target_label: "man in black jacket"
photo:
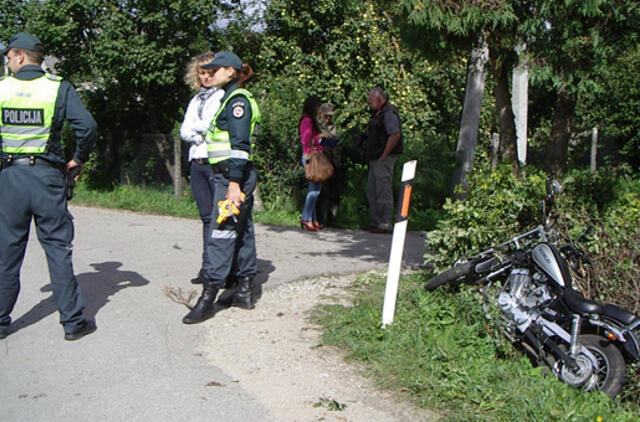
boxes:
[364,87,402,234]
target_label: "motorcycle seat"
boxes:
[563,289,638,325]
[562,289,603,314]
[602,304,638,325]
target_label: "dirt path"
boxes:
[202,274,440,421]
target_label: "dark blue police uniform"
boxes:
[0,36,97,341]
[205,81,258,284]
[182,51,261,324]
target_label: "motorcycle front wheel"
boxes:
[560,334,626,399]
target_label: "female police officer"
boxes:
[182,51,260,324]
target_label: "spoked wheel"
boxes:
[559,334,626,399]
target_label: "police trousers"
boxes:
[204,165,257,287]
[0,164,85,332]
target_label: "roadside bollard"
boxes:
[381,160,417,328]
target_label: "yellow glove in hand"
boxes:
[216,193,246,224]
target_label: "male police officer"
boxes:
[0,32,97,341]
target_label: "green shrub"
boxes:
[425,166,547,272]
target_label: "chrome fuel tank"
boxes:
[532,243,567,287]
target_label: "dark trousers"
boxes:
[204,166,257,287]
[189,161,216,272]
[315,147,342,226]
[0,165,85,332]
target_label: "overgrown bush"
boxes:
[426,167,640,310]
[554,170,640,314]
[425,165,547,272]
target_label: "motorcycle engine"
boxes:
[497,268,553,334]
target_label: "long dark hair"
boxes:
[236,63,254,88]
[299,95,321,133]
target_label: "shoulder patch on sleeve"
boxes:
[232,104,245,119]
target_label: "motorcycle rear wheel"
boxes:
[424,260,475,291]
[561,334,626,399]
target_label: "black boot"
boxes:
[216,277,237,307]
[182,285,219,324]
[231,276,256,309]
[190,269,206,284]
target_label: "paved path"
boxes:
[0,206,427,421]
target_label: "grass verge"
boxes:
[72,182,300,226]
[311,271,640,421]
[71,181,439,230]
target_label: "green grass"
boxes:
[71,181,438,230]
[72,181,201,218]
[311,272,640,421]
[72,181,301,226]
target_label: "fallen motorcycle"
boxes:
[424,180,640,398]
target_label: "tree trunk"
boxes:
[512,55,529,166]
[173,134,183,200]
[451,33,489,200]
[148,133,175,179]
[544,88,576,176]
[494,59,518,169]
[146,133,188,188]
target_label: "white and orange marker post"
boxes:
[381,160,417,328]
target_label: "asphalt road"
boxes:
[0,205,427,421]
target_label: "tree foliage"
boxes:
[396,0,640,176]
[2,0,229,187]
[237,0,465,216]
[1,0,638,220]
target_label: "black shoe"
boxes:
[0,325,9,340]
[64,320,97,341]
[231,277,256,310]
[191,269,206,284]
[182,286,219,324]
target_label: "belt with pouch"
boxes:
[191,158,229,175]
[211,161,253,175]
[210,161,230,175]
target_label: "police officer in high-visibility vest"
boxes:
[183,51,261,324]
[0,33,97,341]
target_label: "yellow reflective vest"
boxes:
[205,88,260,164]
[0,73,61,154]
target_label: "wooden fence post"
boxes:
[590,127,598,175]
[173,135,182,200]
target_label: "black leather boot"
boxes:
[216,277,237,307]
[231,276,256,309]
[190,269,206,284]
[182,285,219,324]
